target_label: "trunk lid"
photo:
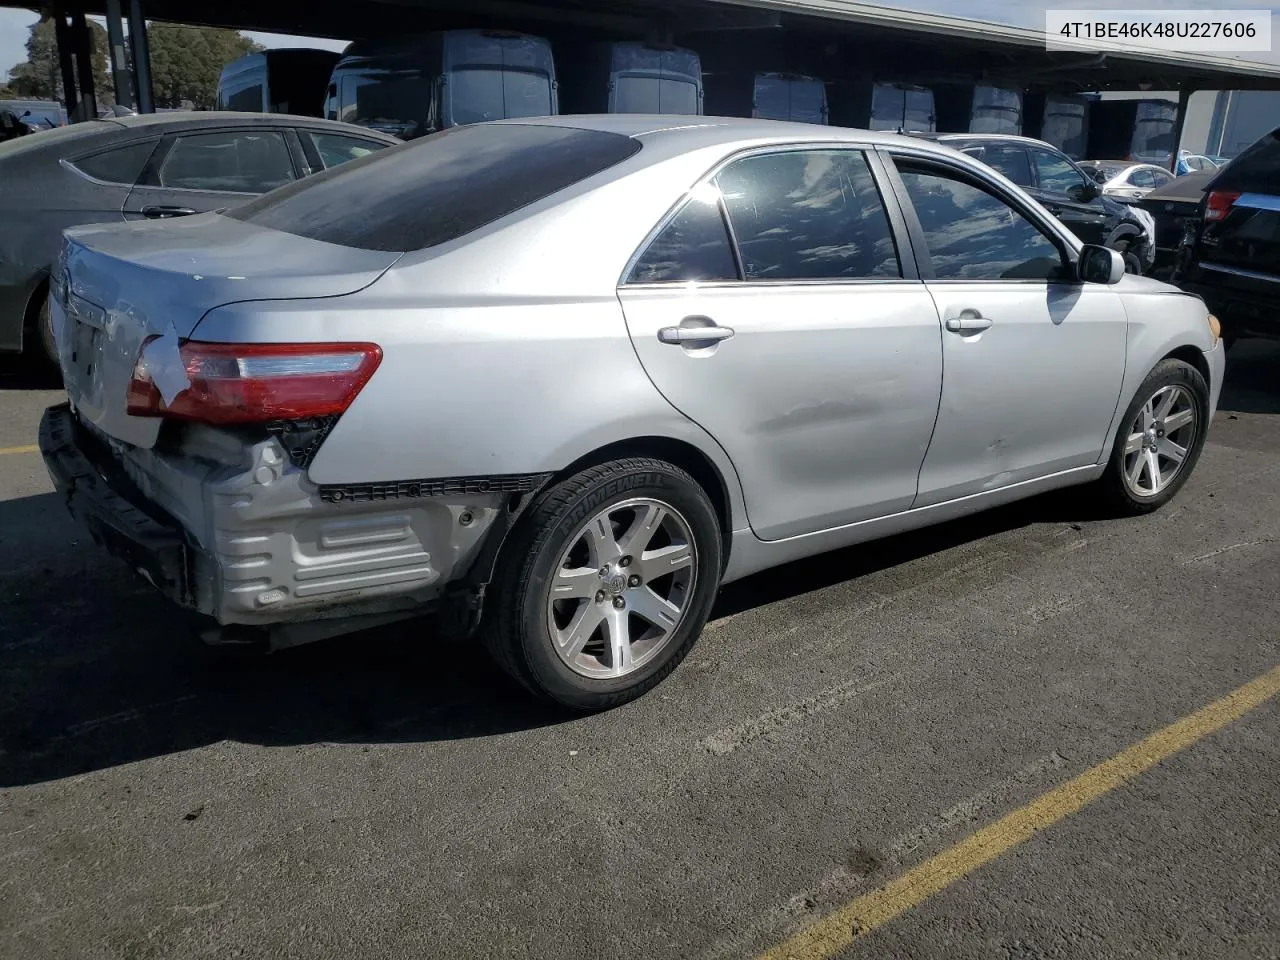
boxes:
[1197,128,1280,278]
[53,213,401,449]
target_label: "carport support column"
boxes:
[105,0,135,111]
[1169,87,1192,173]
[128,0,154,113]
[69,10,97,121]
[51,1,79,120]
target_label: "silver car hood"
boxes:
[55,213,401,449]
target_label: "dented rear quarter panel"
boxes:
[191,137,753,535]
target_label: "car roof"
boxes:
[922,132,1059,150]
[501,113,955,151]
[100,111,398,140]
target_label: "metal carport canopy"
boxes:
[7,0,1280,90]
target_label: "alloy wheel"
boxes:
[545,498,697,679]
[1122,384,1198,498]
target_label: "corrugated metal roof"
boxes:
[712,0,1280,82]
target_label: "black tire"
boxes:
[482,457,722,711]
[1122,251,1143,275]
[1098,358,1209,516]
[33,291,62,378]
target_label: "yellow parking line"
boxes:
[0,444,38,456]
[759,665,1280,960]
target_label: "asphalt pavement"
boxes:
[0,342,1277,960]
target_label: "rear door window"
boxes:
[1130,168,1156,190]
[69,139,158,184]
[715,149,901,281]
[1030,148,1088,195]
[965,144,1032,186]
[448,69,552,125]
[627,194,738,283]
[158,130,295,194]
[225,123,642,252]
[614,77,699,115]
[306,131,391,169]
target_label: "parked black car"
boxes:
[0,111,397,367]
[1174,127,1280,344]
[914,133,1155,273]
[1137,168,1217,277]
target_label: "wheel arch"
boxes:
[1161,344,1212,388]
[554,435,736,575]
[1105,222,1142,249]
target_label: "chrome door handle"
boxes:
[657,324,735,344]
[945,315,993,334]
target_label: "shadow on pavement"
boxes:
[2,340,1276,786]
[0,354,60,391]
[1218,339,1280,415]
[0,484,1112,788]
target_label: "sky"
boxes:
[2,0,1277,81]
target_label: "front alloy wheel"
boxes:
[1120,384,1198,498]
[1100,358,1209,515]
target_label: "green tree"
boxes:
[5,17,114,105]
[146,24,262,109]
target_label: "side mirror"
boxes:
[1078,244,1125,285]
[1069,181,1100,202]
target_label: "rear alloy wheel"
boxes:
[483,457,722,710]
[1099,358,1208,514]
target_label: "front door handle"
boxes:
[657,322,735,345]
[945,314,993,335]
[141,205,197,219]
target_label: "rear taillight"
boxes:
[1204,190,1241,222]
[127,340,382,424]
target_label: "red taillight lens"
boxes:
[1204,190,1241,222]
[127,341,383,424]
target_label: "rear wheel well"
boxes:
[555,437,734,573]
[1162,345,1211,387]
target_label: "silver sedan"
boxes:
[40,116,1225,709]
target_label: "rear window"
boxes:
[1211,128,1280,194]
[225,123,642,252]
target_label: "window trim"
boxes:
[139,127,305,195]
[620,141,919,289]
[881,147,1081,285]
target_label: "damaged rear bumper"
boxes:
[40,402,192,604]
[39,403,538,635]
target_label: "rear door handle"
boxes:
[945,315,993,334]
[141,205,197,219]
[657,323,735,345]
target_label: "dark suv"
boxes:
[913,133,1155,273]
[1174,127,1279,344]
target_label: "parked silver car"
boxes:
[40,116,1224,709]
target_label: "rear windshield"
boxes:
[225,122,641,252]
[1210,128,1279,194]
